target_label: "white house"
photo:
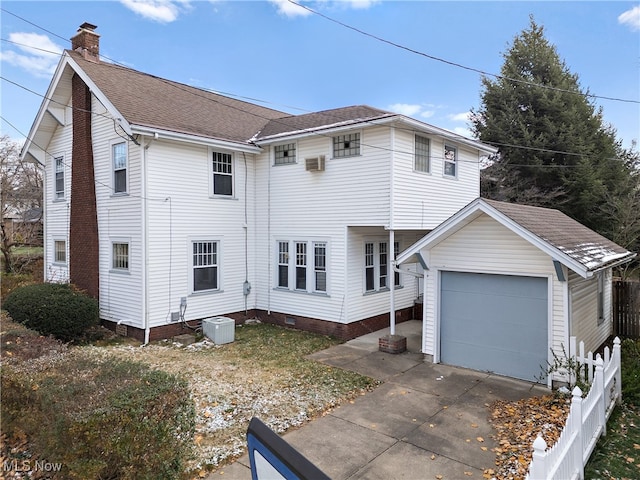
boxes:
[22,23,497,343]
[396,198,635,384]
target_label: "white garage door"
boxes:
[440,271,548,382]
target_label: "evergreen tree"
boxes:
[472,16,636,238]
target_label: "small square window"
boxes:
[274,143,296,165]
[112,242,129,270]
[333,133,360,158]
[193,241,219,291]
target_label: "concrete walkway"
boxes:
[210,320,548,479]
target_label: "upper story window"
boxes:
[415,135,430,173]
[274,143,296,165]
[112,242,129,271]
[54,156,65,199]
[192,240,219,292]
[212,151,233,196]
[112,142,127,194]
[333,133,360,158]
[444,144,457,177]
[276,240,328,294]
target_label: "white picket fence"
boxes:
[525,337,622,480]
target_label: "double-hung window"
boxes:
[276,240,327,294]
[444,144,457,177]
[54,156,65,199]
[192,241,219,292]
[113,142,127,194]
[212,151,233,196]
[415,135,430,173]
[364,241,401,293]
[333,133,360,158]
[54,240,66,264]
[112,242,129,271]
[274,143,296,165]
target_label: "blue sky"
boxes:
[1,1,639,150]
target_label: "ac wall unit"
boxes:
[305,155,325,172]
[202,317,235,344]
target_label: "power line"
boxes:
[287,0,640,106]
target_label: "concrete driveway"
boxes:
[211,321,548,479]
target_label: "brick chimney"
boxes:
[71,22,100,62]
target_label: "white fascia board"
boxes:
[254,115,396,145]
[132,126,262,153]
[20,53,70,163]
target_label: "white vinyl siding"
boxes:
[391,129,481,230]
[569,270,612,354]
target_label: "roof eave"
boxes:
[132,125,262,153]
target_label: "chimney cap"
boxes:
[78,22,98,31]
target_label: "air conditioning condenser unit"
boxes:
[202,317,235,344]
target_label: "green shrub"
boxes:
[621,338,640,404]
[2,283,98,342]
[1,353,195,479]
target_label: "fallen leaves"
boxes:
[489,394,570,480]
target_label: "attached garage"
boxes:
[396,198,635,386]
[440,271,547,382]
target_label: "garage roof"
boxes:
[397,198,636,278]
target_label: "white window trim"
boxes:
[53,154,65,201]
[209,148,235,198]
[274,239,329,295]
[110,238,131,273]
[189,238,223,295]
[414,134,431,174]
[443,143,458,178]
[53,238,67,265]
[273,142,298,166]
[363,238,402,294]
[597,271,605,325]
[111,139,129,196]
[332,130,362,159]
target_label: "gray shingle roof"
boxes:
[484,199,634,271]
[69,51,288,144]
[254,105,395,140]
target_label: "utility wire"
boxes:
[287,0,640,105]
[1,11,634,166]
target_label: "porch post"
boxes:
[390,229,396,335]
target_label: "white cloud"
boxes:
[618,5,640,31]
[420,110,435,119]
[119,0,191,23]
[387,103,423,116]
[0,32,63,78]
[449,111,471,122]
[452,126,474,139]
[269,0,312,18]
[341,0,380,9]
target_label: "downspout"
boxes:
[267,148,271,314]
[142,133,157,345]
